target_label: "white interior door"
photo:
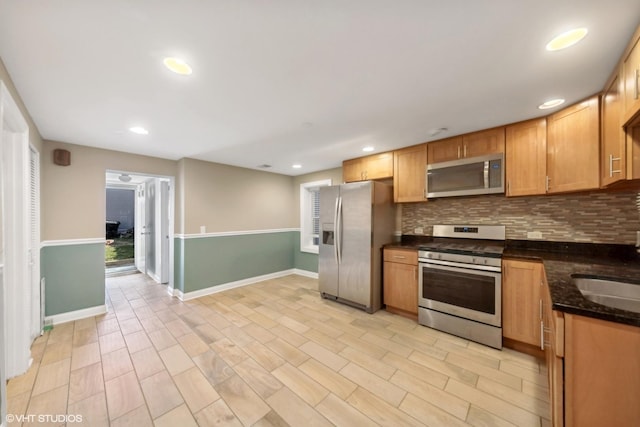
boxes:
[0,81,33,380]
[135,184,146,274]
[0,134,5,427]
[145,179,157,280]
[159,180,170,284]
[29,147,41,339]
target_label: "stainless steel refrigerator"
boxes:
[319,181,396,313]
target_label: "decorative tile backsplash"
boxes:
[401,191,640,244]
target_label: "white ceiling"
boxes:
[1,1,638,176]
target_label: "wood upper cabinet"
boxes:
[601,67,626,187]
[622,27,640,124]
[383,248,418,320]
[343,152,393,182]
[462,127,505,158]
[427,128,505,164]
[393,144,427,202]
[505,119,547,196]
[502,259,543,347]
[427,136,463,163]
[546,96,600,193]
[626,121,640,180]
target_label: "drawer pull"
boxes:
[393,255,406,259]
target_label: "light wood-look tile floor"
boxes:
[7,273,550,426]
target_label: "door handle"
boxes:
[333,196,339,264]
[336,196,343,264]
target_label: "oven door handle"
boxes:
[419,258,501,273]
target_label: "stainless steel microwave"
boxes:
[426,153,504,198]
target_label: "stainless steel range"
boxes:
[418,224,505,349]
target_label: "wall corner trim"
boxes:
[177,269,316,301]
[44,304,107,326]
[175,228,300,240]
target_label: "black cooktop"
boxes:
[419,238,505,258]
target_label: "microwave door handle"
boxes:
[483,161,490,189]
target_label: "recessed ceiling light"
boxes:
[292,164,302,169]
[546,28,588,51]
[163,57,193,75]
[538,99,565,110]
[362,146,375,152]
[129,126,149,135]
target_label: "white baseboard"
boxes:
[292,268,318,279]
[178,269,318,301]
[44,304,107,326]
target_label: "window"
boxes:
[300,179,331,254]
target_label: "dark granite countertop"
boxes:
[387,236,640,327]
[504,240,640,328]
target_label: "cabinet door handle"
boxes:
[539,299,543,320]
[635,69,639,100]
[609,154,622,177]
[463,145,467,157]
[540,321,545,350]
[457,146,461,159]
[545,176,550,192]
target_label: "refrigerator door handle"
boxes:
[333,196,340,263]
[336,196,343,264]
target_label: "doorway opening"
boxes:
[105,171,174,290]
[105,187,135,273]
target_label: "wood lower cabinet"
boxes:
[542,274,564,427]
[343,152,394,182]
[502,259,543,347]
[541,268,640,427]
[505,119,547,196]
[393,144,427,202]
[547,96,600,193]
[564,314,640,427]
[383,248,418,320]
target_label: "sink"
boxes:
[572,276,640,314]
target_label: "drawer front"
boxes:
[384,249,418,265]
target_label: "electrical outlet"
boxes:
[527,231,542,239]
[414,227,424,235]
[200,225,206,234]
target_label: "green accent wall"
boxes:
[41,243,105,316]
[40,231,317,317]
[293,231,318,273]
[178,231,297,293]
